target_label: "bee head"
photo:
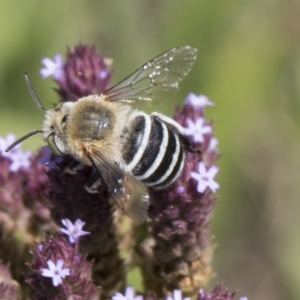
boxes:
[42,102,74,156]
[5,74,70,155]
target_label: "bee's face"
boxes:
[42,102,74,155]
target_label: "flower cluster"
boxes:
[0,133,55,290]
[27,231,101,299]
[0,134,31,172]
[39,45,124,298]
[0,44,247,300]
[135,93,219,296]
[41,44,112,101]
[60,218,90,243]
[112,287,247,300]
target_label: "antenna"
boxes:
[5,74,46,152]
[24,73,46,112]
[5,130,44,152]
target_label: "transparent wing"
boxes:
[102,46,198,102]
[85,146,149,223]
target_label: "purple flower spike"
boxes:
[46,155,125,297]
[41,259,70,286]
[137,93,219,296]
[60,218,90,243]
[53,44,113,101]
[27,234,101,299]
[39,44,122,298]
[0,134,55,291]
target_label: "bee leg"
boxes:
[64,160,84,174]
[85,171,102,194]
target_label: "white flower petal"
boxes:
[207,137,218,152]
[198,162,206,175]
[207,165,219,178]
[185,93,214,108]
[125,286,135,300]
[60,268,70,277]
[60,228,70,235]
[209,181,219,193]
[112,292,126,300]
[41,268,54,277]
[173,290,182,300]
[56,259,64,270]
[41,259,70,287]
[46,259,56,271]
[40,54,64,79]
[60,218,90,244]
[191,163,219,193]
[112,287,143,300]
[52,275,62,287]
[197,180,207,193]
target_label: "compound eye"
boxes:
[61,115,68,127]
[47,134,64,156]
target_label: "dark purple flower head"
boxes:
[38,44,124,297]
[27,234,101,300]
[44,155,125,297]
[41,44,113,102]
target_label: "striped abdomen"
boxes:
[122,113,185,189]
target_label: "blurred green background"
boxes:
[1,1,300,299]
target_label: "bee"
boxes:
[6,46,197,222]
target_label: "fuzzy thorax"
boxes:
[43,96,132,165]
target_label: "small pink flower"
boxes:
[40,54,64,80]
[41,259,70,286]
[60,218,90,243]
[0,133,31,172]
[184,118,212,143]
[166,290,190,300]
[112,286,143,300]
[191,162,219,193]
[185,93,214,108]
